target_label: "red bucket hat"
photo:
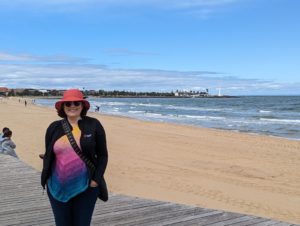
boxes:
[55,89,90,111]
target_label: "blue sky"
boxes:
[0,0,299,95]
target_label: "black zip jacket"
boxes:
[41,116,108,189]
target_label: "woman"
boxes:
[1,129,18,158]
[41,89,108,226]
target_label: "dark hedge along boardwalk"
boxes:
[0,154,298,226]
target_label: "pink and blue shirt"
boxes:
[47,124,89,202]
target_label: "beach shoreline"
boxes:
[1,97,300,224]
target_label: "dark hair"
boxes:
[2,127,9,133]
[3,130,12,138]
[57,102,88,118]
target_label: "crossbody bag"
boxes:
[61,119,108,202]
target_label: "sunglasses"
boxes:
[64,101,82,107]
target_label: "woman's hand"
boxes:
[90,180,98,187]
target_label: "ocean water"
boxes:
[36,96,300,140]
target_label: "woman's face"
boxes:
[63,101,83,119]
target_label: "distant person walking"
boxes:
[41,89,108,226]
[0,129,18,158]
[24,100,27,107]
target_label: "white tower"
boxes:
[217,88,222,96]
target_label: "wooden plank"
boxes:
[115,209,218,226]
[156,211,226,226]
[248,221,291,226]
[164,212,240,226]
[203,215,257,226]
[227,218,280,226]
[272,223,293,226]
[92,203,183,224]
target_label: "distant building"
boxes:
[38,89,48,95]
[174,89,209,97]
[0,87,9,96]
[12,88,25,95]
[87,90,97,95]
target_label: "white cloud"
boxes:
[0,52,88,63]
[0,61,298,95]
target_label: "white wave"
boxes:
[178,115,225,120]
[131,103,163,107]
[259,110,272,113]
[128,110,144,114]
[144,113,164,117]
[166,105,223,111]
[260,118,300,124]
[101,102,127,106]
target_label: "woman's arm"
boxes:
[93,120,108,185]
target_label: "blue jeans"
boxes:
[47,186,99,226]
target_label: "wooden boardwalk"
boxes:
[0,154,298,226]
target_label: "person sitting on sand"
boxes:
[1,129,18,158]
[0,127,10,152]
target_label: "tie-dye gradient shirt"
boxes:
[47,124,89,202]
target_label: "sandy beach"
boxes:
[1,97,300,224]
